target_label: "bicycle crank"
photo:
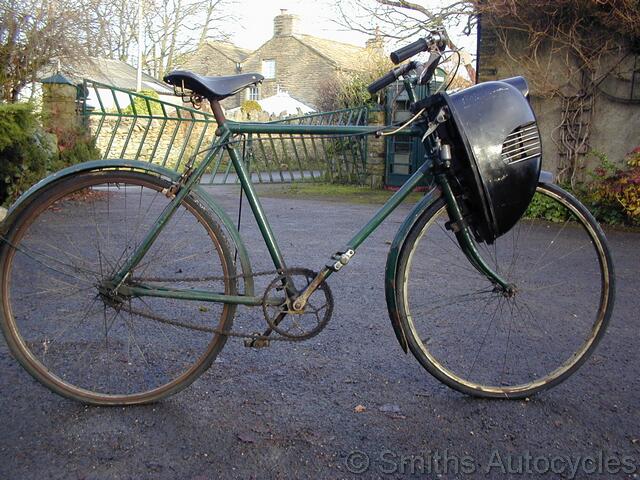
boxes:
[261,268,334,341]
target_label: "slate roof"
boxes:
[205,41,251,62]
[190,35,368,73]
[41,57,172,94]
[294,35,368,71]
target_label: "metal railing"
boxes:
[81,80,371,185]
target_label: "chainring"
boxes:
[261,268,334,341]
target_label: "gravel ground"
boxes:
[0,184,638,479]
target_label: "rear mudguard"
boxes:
[383,170,555,353]
[384,186,443,353]
[0,159,255,296]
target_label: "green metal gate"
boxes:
[80,80,370,185]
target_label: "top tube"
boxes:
[225,122,382,136]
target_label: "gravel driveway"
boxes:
[1,184,638,479]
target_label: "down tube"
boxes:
[347,162,431,251]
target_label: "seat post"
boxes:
[209,99,226,129]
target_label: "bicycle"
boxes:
[0,31,615,405]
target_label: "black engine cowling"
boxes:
[436,76,542,243]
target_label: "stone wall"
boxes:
[42,83,79,132]
[87,110,384,187]
[89,116,215,170]
[478,18,640,179]
[365,110,386,189]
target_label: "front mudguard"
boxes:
[383,170,555,353]
[384,186,442,353]
[0,159,255,296]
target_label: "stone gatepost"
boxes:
[40,73,79,134]
[365,108,386,189]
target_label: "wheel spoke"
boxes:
[399,185,612,397]
[2,172,235,404]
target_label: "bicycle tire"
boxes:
[0,170,237,405]
[396,183,615,398]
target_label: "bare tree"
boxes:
[142,0,235,78]
[196,0,234,49]
[333,0,477,81]
[72,0,235,78]
[0,0,92,102]
[0,0,234,100]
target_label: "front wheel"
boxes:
[396,183,615,398]
[0,170,237,405]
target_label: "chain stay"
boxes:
[127,267,332,342]
[0,234,329,343]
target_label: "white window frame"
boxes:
[247,85,260,101]
[262,59,276,79]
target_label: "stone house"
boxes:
[182,10,372,110]
[185,42,251,78]
[477,15,640,181]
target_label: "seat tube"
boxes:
[215,116,288,273]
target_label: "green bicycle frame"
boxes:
[112,113,510,306]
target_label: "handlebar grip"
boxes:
[367,70,398,94]
[367,62,417,94]
[390,38,429,64]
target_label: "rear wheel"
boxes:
[0,171,237,405]
[396,183,615,398]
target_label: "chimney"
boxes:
[273,9,300,37]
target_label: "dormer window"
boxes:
[262,60,276,79]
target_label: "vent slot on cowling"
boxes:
[501,122,541,164]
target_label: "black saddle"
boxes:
[163,70,264,100]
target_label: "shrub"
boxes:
[524,191,571,222]
[122,89,163,116]
[317,47,391,111]
[587,148,640,225]
[241,100,262,116]
[0,103,53,205]
[48,123,101,167]
[0,103,100,206]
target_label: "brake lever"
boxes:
[417,51,442,86]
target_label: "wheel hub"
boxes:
[96,279,129,307]
[493,283,518,298]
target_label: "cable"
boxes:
[432,50,462,94]
[379,108,425,136]
[235,134,247,264]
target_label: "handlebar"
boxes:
[366,61,417,95]
[390,38,430,65]
[390,31,446,64]
[367,31,447,95]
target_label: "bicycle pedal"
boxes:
[243,335,271,348]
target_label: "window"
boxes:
[262,59,276,79]
[247,85,259,101]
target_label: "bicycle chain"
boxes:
[2,233,328,343]
[133,268,283,284]
[129,268,331,342]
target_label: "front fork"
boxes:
[435,146,513,293]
